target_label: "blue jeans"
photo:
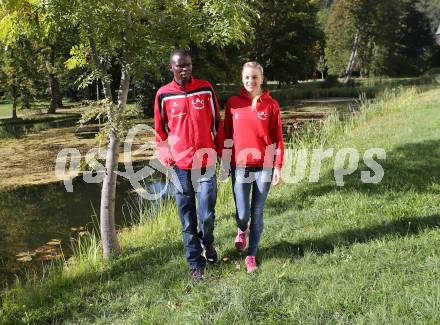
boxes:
[231,167,272,256]
[172,166,217,269]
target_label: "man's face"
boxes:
[170,54,193,86]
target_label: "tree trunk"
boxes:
[100,128,121,258]
[47,74,63,113]
[21,90,31,109]
[11,83,18,119]
[89,35,126,258]
[90,8,132,258]
[343,29,360,84]
[100,65,130,258]
[435,24,440,46]
[46,47,63,114]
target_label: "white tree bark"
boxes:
[100,67,130,258]
[89,36,124,258]
[100,127,121,258]
[89,10,132,257]
[343,29,360,84]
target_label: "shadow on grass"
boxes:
[260,140,440,260]
[267,139,440,212]
[260,214,440,259]
[1,240,189,323]
[346,139,440,193]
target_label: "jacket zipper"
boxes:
[183,87,196,151]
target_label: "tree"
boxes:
[317,55,326,79]
[416,0,440,33]
[58,0,256,258]
[0,38,40,118]
[436,24,440,46]
[325,0,357,77]
[325,0,434,79]
[249,0,323,83]
[378,1,433,76]
[0,0,68,113]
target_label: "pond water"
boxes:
[0,172,172,285]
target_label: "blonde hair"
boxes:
[242,61,264,111]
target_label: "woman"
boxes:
[223,61,284,273]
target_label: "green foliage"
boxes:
[416,0,440,33]
[325,0,437,78]
[0,0,82,109]
[64,45,87,70]
[250,0,324,83]
[325,0,356,76]
[62,0,256,83]
[190,44,244,85]
[0,37,42,107]
[50,0,257,132]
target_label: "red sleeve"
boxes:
[154,91,175,166]
[224,98,233,142]
[269,101,284,168]
[209,84,225,158]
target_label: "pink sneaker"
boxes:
[245,255,257,273]
[235,227,248,252]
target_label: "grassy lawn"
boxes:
[0,103,12,118]
[0,100,83,120]
[1,87,440,324]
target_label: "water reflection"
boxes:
[0,175,170,285]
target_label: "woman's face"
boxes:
[242,67,263,95]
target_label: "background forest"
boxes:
[1,0,439,117]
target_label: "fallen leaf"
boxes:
[17,256,32,262]
[35,246,56,254]
[47,239,61,246]
[222,257,229,262]
[235,261,241,270]
[37,255,60,261]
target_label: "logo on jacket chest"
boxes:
[192,98,205,110]
[170,106,186,119]
[234,110,268,121]
[257,111,268,120]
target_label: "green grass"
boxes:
[1,87,440,324]
[0,103,13,118]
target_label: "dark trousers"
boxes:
[172,166,217,269]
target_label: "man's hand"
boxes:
[272,167,282,186]
[218,161,230,182]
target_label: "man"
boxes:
[154,49,224,281]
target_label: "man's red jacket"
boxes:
[154,77,224,170]
[224,88,284,169]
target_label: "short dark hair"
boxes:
[169,49,191,63]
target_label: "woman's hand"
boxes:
[272,167,282,186]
